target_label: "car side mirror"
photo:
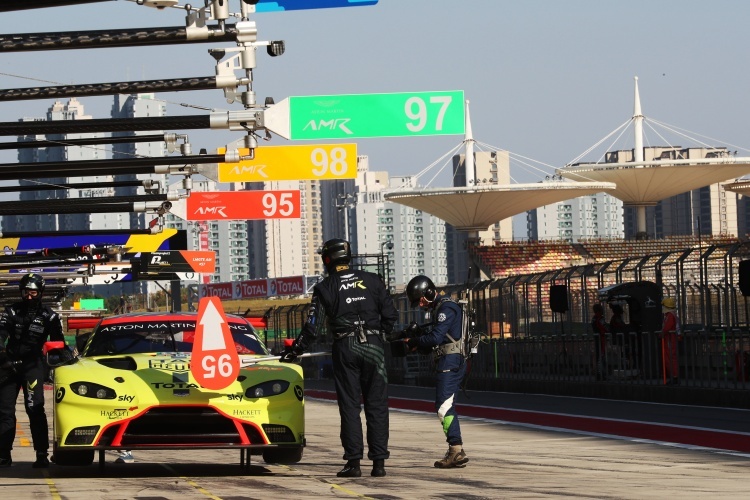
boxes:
[43,341,77,368]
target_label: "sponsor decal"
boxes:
[150,360,191,371]
[346,296,366,304]
[303,118,353,135]
[438,313,447,322]
[227,394,245,402]
[229,164,268,178]
[294,385,303,401]
[101,409,129,420]
[117,395,135,403]
[55,387,65,403]
[150,382,200,389]
[232,409,261,417]
[339,280,365,290]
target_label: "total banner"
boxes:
[199,275,306,300]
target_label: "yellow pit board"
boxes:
[218,143,357,182]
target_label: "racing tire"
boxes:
[52,449,95,466]
[262,446,303,464]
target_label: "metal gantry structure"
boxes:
[0,0,293,301]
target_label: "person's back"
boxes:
[281,238,396,478]
[315,268,395,338]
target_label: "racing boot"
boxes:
[32,451,49,468]
[434,445,469,469]
[336,459,361,478]
[371,459,386,477]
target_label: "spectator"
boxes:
[591,303,609,380]
[660,297,681,384]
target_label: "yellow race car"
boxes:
[48,312,305,467]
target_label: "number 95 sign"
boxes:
[185,191,300,221]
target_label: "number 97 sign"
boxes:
[185,190,301,221]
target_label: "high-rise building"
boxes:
[606,147,741,239]
[164,179,252,284]
[527,176,624,241]
[352,159,448,288]
[245,179,325,279]
[111,93,167,230]
[5,98,111,233]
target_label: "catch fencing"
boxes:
[256,240,750,408]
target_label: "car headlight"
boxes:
[70,382,117,399]
[245,380,289,398]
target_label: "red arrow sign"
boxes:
[191,296,240,390]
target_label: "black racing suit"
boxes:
[0,301,64,456]
[293,266,397,462]
[413,296,466,446]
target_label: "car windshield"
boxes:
[83,318,270,357]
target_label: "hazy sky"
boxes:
[1,0,749,191]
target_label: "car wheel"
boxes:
[262,446,303,464]
[52,449,95,466]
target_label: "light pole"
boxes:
[380,240,394,288]
[335,193,357,241]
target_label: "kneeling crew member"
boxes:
[281,238,397,478]
[404,275,469,469]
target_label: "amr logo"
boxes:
[303,118,353,135]
[229,165,268,178]
[194,206,228,218]
[339,281,366,291]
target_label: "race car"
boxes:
[47,312,305,467]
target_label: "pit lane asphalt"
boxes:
[0,383,748,499]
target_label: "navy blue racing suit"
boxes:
[414,297,466,446]
[0,302,64,456]
[293,266,397,462]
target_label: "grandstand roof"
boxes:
[558,158,750,205]
[724,179,750,197]
[383,182,615,231]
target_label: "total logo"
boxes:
[346,296,366,304]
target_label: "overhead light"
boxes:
[135,0,178,8]
[267,40,285,57]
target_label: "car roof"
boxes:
[98,311,249,326]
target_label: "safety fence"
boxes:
[257,240,750,408]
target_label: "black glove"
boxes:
[406,337,420,349]
[406,321,422,336]
[387,321,421,342]
[0,349,12,370]
[279,344,303,363]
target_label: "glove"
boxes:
[387,321,421,342]
[406,337,420,349]
[406,321,421,336]
[279,344,303,363]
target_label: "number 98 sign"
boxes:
[218,144,357,182]
[186,190,301,221]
